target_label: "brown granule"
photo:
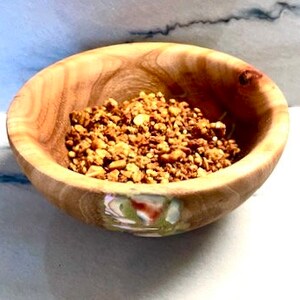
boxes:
[65,91,240,183]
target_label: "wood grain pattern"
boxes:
[6,43,289,235]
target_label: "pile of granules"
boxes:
[65,91,240,183]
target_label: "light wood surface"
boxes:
[6,43,289,235]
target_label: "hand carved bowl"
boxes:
[6,43,289,237]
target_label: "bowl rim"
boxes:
[6,42,289,197]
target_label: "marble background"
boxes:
[1,0,300,110]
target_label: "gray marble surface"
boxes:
[0,109,299,300]
[1,1,300,109]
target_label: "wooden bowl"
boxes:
[6,43,289,236]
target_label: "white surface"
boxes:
[0,108,299,300]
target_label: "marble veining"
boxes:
[0,145,30,184]
[130,2,300,38]
[0,173,30,185]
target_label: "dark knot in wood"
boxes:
[239,69,262,86]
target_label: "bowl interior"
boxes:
[8,43,277,171]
